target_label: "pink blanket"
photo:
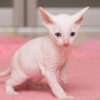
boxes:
[0,35,100,100]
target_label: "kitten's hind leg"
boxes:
[6,70,27,95]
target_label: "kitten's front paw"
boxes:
[66,96,74,99]
[59,95,74,99]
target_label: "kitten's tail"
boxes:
[0,68,11,77]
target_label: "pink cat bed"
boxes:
[0,35,100,100]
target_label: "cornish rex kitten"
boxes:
[0,7,89,98]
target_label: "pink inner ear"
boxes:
[43,14,54,24]
[75,16,83,25]
[40,7,54,24]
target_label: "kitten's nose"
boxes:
[63,42,69,47]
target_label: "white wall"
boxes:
[0,8,13,26]
[0,7,100,32]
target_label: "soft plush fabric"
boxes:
[0,35,100,100]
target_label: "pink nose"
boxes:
[63,43,69,47]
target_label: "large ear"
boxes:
[39,7,54,25]
[73,7,89,25]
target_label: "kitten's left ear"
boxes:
[39,7,55,25]
[73,7,89,25]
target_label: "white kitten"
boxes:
[0,7,89,98]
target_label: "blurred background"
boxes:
[0,0,100,43]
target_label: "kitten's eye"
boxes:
[70,32,75,37]
[55,32,61,37]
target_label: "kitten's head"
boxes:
[39,7,89,47]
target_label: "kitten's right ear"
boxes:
[72,7,89,25]
[39,7,55,25]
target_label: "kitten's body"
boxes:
[0,7,89,99]
[12,35,70,81]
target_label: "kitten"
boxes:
[0,7,89,98]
